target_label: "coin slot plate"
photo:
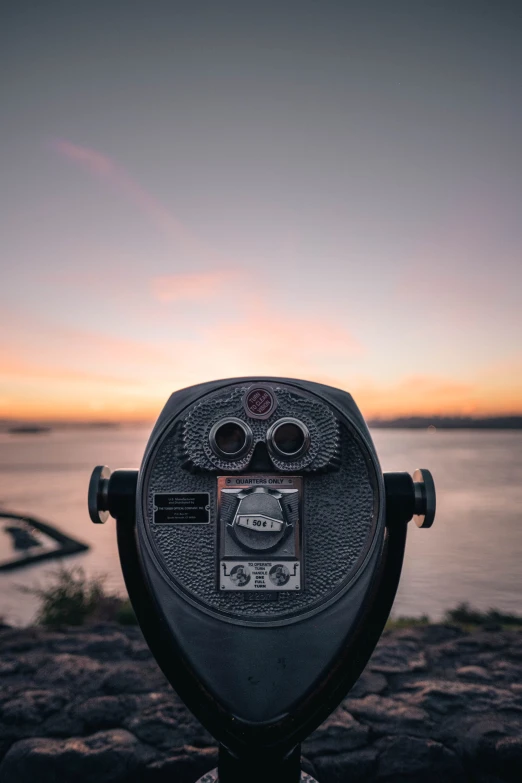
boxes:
[218,475,302,592]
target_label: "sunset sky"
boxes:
[2,1,521,421]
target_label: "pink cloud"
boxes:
[52,139,227,266]
[193,297,363,373]
[53,141,119,178]
[150,270,240,302]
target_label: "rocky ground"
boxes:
[0,622,521,782]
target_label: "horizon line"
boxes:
[2,413,522,428]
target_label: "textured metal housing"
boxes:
[180,384,341,473]
[140,380,380,623]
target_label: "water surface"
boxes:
[0,427,520,624]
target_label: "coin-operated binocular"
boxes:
[88,378,435,783]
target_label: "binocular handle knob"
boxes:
[383,469,436,528]
[412,468,436,528]
[88,466,139,523]
[88,465,112,523]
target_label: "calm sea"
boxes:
[0,426,520,625]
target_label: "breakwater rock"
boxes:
[0,623,521,782]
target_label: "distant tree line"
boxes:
[368,416,522,429]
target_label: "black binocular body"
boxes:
[89,377,435,783]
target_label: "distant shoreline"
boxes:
[2,416,522,432]
[367,416,522,429]
[0,421,124,434]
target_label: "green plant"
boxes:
[116,599,138,625]
[385,613,431,630]
[385,603,522,632]
[20,566,137,627]
[444,602,522,628]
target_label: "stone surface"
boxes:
[374,735,464,782]
[0,623,520,782]
[0,729,158,782]
[304,711,370,757]
[343,694,432,737]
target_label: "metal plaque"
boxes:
[154,493,210,524]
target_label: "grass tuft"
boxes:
[443,602,522,629]
[387,603,522,631]
[20,567,137,627]
[116,599,138,626]
[19,568,522,632]
[386,613,431,630]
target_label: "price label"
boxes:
[235,515,283,532]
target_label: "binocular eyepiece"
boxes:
[88,377,435,783]
[208,416,311,462]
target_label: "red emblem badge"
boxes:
[245,387,276,418]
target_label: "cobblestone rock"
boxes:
[0,623,520,782]
[146,746,219,783]
[0,729,158,782]
[374,735,464,782]
[342,694,431,737]
[303,711,370,757]
[348,670,388,698]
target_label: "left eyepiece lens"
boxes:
[209,418,253,459]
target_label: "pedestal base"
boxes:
[196,770,318,783]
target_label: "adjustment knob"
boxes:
[88,465,111,524]
[383,469,436,527]
[88,466,138,523]
[412,469,436,528]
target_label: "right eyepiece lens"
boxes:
[210,418,252,458]
[215,422,246,454]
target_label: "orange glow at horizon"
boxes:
[1,367,521,423]
[1,281,521,422]
[2,137,520,425]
